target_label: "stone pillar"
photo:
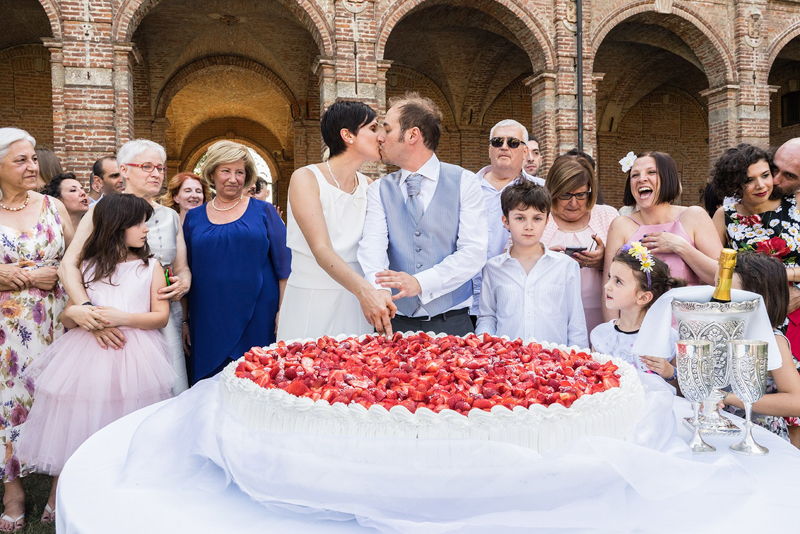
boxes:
[315,57,337,112]
[376,59,393,113]
[113,42,135,149]
[734,1,770,147]
[701,85,741,167]
[43,38,66,167]
[526,72,558,172]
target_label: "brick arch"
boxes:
[376,0,555,73]
[36,0,61,41]
[481,74,532,128]
[767,22,800,71]
[154,56,301,120]
[590,1,736,87]
[113,0,334,57]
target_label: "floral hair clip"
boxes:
[621,241,653,288]
[619,151,636,173]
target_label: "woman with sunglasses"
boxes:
[542,154,618,332]
[58,139,192,395]
[603,151,720,320]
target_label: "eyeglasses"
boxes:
[126,163,167,174]
[489,137,523,149]
[557,191,591,201]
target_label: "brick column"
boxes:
[701,85,740,167]
[59,3,116,180]
[526,72,557,172]
[734,1,770,147]
[333,0,379,107]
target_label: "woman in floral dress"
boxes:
[711,143,800,445]
[0,128,72,530]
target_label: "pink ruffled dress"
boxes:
[18,259,175,474]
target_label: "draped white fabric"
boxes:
[57,374,800,533]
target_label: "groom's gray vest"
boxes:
[379,162,472,317]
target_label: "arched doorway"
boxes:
[125,0,328,206]
[592,10,734,207]
[769,33,800,148]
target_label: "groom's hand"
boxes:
[375,270,422,300]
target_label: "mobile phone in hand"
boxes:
[564,246,586,257]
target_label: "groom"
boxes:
[358,92,487,336]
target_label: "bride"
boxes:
[277,100,396,339]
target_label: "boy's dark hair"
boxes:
[613,247,686,308]
[734,251,788,329]
[622,151,682,207]
[320,100,377,158]
[80,195,153,286]
[700,181,723,218]
[387,92,443,152]
[500,180,551,218]
[710,143,773,201]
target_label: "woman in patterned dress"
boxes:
[711,143,800,447]
[0,128,73,529]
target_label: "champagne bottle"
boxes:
[710,248,737,303]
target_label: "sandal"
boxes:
[41,503,55,523]
[0,512,25,532]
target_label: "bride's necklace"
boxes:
[326,160,358,194]
[211,195,243,212]
[0,191,30,212]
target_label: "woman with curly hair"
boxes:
[710,143,800,274]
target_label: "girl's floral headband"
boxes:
[619,151,636,173]
[621,241,653,288]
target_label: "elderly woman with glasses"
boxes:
[59,139,191,395]
[541,154,618,333]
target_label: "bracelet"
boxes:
[182,318,189,325]
[670,366,678,381]
[81,301,93,306]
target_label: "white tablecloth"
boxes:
[57,376,800,533]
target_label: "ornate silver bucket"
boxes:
[671,299,759,435]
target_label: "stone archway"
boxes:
[767,24,800,148]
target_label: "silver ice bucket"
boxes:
[671,299,759,435]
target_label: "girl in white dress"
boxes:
[277,101,395,340]
[591,242,684,378]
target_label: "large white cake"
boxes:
[221,332,646,453]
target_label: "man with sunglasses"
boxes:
[358,92,487,336]
[470,120,543,318]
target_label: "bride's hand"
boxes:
[359,288,396,337]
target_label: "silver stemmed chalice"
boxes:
[728,340,770,456]
[672,299,759,434]
[676,340,716,453]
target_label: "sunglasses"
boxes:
[557,191,591,201]
[489,137,523,149]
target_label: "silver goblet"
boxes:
[672,299,758,435]
[676,340,716,453]
[728,340,770,456]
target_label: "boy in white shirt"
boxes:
[476,181,588,347]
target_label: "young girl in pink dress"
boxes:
[18,194,175,523]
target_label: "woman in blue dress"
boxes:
[183,141,290,383]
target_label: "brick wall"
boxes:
[5,0,800,199]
